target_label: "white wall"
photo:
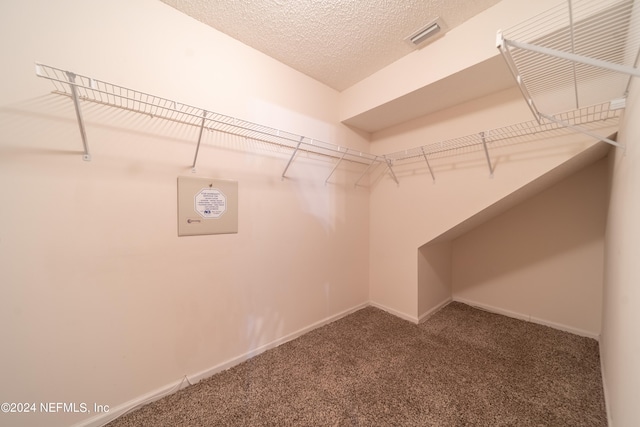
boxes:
[601,80,640,426]
[368,86,610,320]
[338,0,560,123]
[417,241,452,320]
[451,157,609,338]
[0,1,370,426]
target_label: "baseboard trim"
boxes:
[368,301,419,324]
[418,297,453,323]
[452,297,600,340]
[187,301,369,384]
[600,349,614,427]
[71,301,369,427]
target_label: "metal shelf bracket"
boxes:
[481,131,494,177]
[496,0,640,138]
[420,147,436,182]
[539,113,623,149]
[281,136,304,180]
[65,72,91,161]
[503,38,640,79]
[325,149,348,185]
[354,156,379,188]
[384,156,399,185]
[191,110,208,171]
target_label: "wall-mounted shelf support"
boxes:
[354,156,379,188]
[191,111,207,171]
[325,149,348,185]
[496,0,640,138]
[281,136,304,180]
[539,113,623,149]
[500,38,640,79]
[66,71,91,161]
[420,147,435,182]
[384,156,399,185]
[35,63,384,185]
[384,101,622,175]
[34,60,625,187]
[480,131,494,177]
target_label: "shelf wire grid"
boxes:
[499,0,640,115]
[36,63,623,178]
[35,63,380,168]
[385,102,621,163]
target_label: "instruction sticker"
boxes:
[194,188,227,219]
[178,176,238,236]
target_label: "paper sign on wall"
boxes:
[177,176,238,236]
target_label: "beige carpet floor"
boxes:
[106,302,606,426]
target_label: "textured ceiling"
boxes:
[160,0,502,91]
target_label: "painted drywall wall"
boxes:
[368,86,613,321]
[0,1,370,426]
[601,81,640,426]
[451,157,609,338]
[338,0,560,123]
[417,241,452,321]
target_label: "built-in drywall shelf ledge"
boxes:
[34,63,383,184]
[497,0,640,130]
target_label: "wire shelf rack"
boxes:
[36,62,624,184]
[497,0,640,118]
[34,63,382,181]
[385,101,621,178]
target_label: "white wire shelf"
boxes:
[385,101,621,179]
[497,0,640,119]
[35,62,623,185]
[34,63,382,182]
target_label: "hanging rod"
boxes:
[34,63,383,176]
[497,0,640,122]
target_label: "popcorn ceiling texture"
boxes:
[159,0,501,91]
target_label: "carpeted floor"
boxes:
[106,302,606,426]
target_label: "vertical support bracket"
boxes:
[325,149,348,185]
[354,156,378,188]
[420,147,436,182]
[66,72,91,161]
[481,131,494,177]
[282,136,304,180]
[191,111,208,172]
[540,113,624,149]
[384,156,399,185]
[496,32,541,122]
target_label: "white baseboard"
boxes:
[71,301,369,427]
[368,301,419,324]
[418,297,453,323]
[600,349,613,427]
[187,301,369,384]
[452,297,600,340]
[72,298,601,427]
